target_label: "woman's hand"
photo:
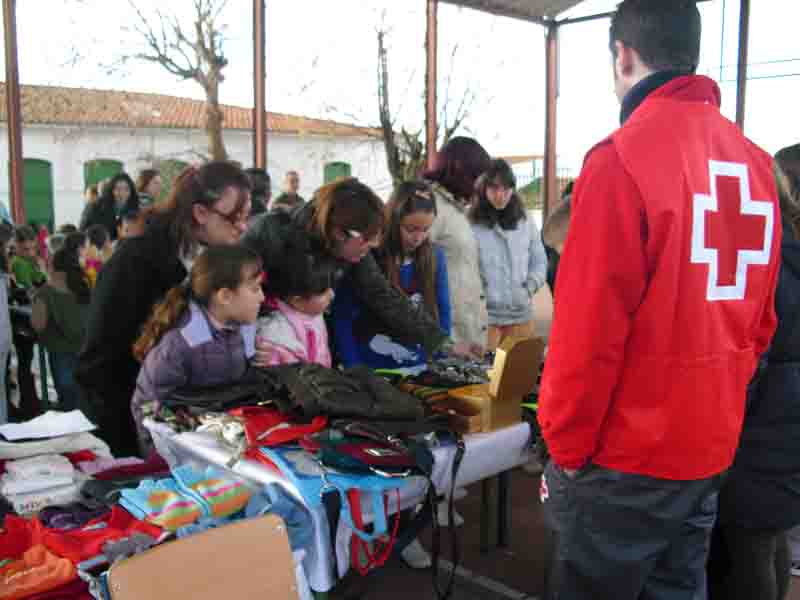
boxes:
[451,341,485,360]
[252,337,272,368]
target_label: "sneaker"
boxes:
[436,501,464,527]
[401,538,432,569]
[791,561,800,577]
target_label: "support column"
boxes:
[734,0,750,131]
[543,22,559,219]
[3,0,25,223]
[253,0,267,168]
[425,0,438,169]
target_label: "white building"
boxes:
[0,83,391,227]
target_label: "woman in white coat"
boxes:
[423,137,492,349]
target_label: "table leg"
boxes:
[497,470,510,547]
[37,345,49,406]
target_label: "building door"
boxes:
[84,159,123,189]
[323,162,351,184]
[22,159,54,231]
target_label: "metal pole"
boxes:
[734,0,750,130]
[425,0,438,169]
[253,0,267,168]
[543,23,559,219]
[3,0,25,223]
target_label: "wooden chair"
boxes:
[440,336,545,433]
[106,514,300,600]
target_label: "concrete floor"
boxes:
[330,466,800,600]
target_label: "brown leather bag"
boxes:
[106,514,299,600]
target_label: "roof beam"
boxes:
[439,0,546,25]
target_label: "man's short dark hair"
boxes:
[610,0,701,73]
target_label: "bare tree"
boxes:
[377,22,474,185]
[128,0,230,160]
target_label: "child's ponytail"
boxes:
[132,284,190,361]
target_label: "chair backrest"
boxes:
[107,514,299,600]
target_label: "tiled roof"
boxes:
[0,82,381,138]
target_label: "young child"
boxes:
[471,159,547,350]
[11,226,46,290]
[131,245,264,455]
[331,181,451,371]
[83,224,113,288]
[31,236,91,414]
[256,234,338,367]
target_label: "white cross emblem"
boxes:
[690,160,773,301]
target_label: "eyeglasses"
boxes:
[344,229,381,245]
[208,206,248,227]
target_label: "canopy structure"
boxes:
[2,0,751,223]
[440,0,586,23]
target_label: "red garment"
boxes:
[17,578,92,600]
[0,545,76,600]
[91,453,168,481]
[539,76,781,480]
[40,506,162,564]
[0,516,44,561]
[228,406,327,447]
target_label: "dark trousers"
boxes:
[708,523,790,600]
[83,384,141,458]
[542,461,717,600]
[10,329,39,421]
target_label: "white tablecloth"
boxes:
[146,420,530,592]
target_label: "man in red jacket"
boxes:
[537,1,781,598]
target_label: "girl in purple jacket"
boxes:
[130,245,264,455]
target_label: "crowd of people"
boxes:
[1,0,799,597]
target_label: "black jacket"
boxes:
[720,222,800,530]
[242,203,447,356]
[80,197,141,240]
[76,219,186,401]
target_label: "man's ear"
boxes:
[192,204,210,226]
[613,40,636,79]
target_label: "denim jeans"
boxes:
[48,350,88,416]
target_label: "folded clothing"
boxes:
[9,484,81,516]
[1,474,75,497]
[172,464,253,520]
[5,455,74,479]
[0,544,76,600]
[38,502,110,531]
[77,457,144,476]
[119,466,253,531]
[0,433,111,461]
[119,478,203,532]
[0,450,97,476]
[39,505,162,564]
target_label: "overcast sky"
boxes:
[2,0,799,173]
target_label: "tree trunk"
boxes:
[205,74,228,161]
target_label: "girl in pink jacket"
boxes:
[257,234,339,367]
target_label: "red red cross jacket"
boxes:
[538,75,781,480]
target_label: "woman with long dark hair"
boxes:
[244,177,478,364]
[76,161,252,456]
[424,136,491,348]
[471,159,547,349]
[80,172,140,240]
[332,180,451,370]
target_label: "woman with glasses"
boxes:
[76,161,252,457]
[244,177,480,364]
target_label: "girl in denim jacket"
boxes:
[131,245,264,455]
[471,159,547,350]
